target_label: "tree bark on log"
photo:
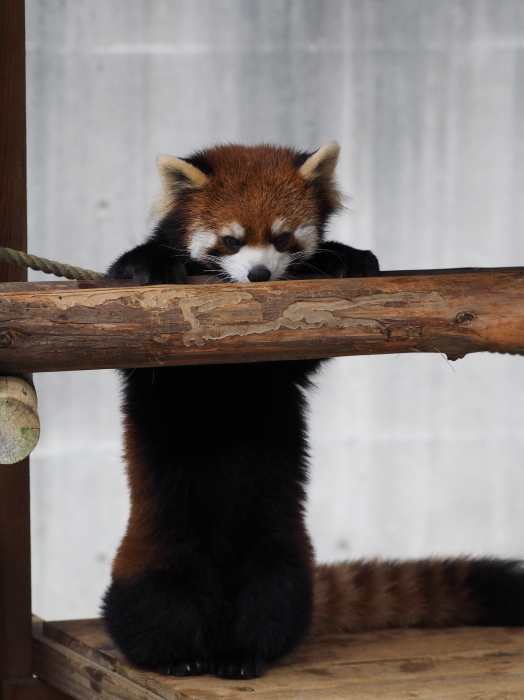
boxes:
[0,269,523,374]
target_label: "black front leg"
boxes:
[106,241,189,285]
[305,240,379,279]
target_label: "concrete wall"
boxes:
[26,0,524,619]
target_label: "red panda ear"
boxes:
[298,141,340,182]
[155,155,209,218]
[298,141,343,212]
[157,155,209,190]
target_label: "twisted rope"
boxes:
[0,246,104,280]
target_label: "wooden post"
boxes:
[0,0,32,688]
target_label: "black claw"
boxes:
[153,664,172,675]
[210,653,266,680]
[156,658,208,677]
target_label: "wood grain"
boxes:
[0,375,40,464]
[0,270,523,374]
[33,618,524,700]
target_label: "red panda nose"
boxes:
[247,265,272,282]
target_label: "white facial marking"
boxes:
[221,221,245,240]
[294,223,318,256]
[219,222,246,253]
[271,218,286,234]
[221,245,292,283]
[188,229,217,261]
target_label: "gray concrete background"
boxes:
[26,0,524,619]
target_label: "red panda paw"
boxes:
[210,652,266,680]
[308,241,380,279]
[106,242,188,286]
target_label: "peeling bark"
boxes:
[0,269,523,373]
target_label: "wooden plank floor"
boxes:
[32,618,524,699]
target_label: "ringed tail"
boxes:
[312,557,524,635]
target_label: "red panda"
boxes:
[103,142,524,680]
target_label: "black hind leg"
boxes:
[102,573,217,675]
[210,558,314,679]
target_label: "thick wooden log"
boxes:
[0,269,523,374]
[0,375,40,464]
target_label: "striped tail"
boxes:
[311,557,524,636]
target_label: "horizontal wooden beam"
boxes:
[0,269,523,374]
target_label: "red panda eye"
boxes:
[223,236,242,252]
[273,233,292,251]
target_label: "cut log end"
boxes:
[0,376,40,464]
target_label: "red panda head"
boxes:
[155,142,343,283]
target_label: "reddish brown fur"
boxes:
[179,145,337,248]
[111,418,170,580]
[311,559,478,636]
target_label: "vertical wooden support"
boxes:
[0,0,27,281]
[0,0,32,688]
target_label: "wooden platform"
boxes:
[32,619,524,699]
